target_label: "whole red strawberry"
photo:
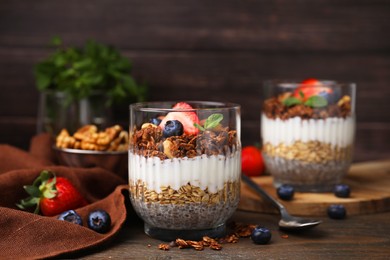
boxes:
[17,170,88,216]
[241,146,265,177]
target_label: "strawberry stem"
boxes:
[40,175,57,199]
[16,170,58,215]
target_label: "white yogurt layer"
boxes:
[129,152,241,194]
[261,114,355,148]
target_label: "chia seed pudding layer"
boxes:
[130,186,240,230]
[129,178,240,230]
[263,153,352,192]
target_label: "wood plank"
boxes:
[0,117,36,150]
[75,210,390,259]
[0,0,389,51]
[0,0,388,165]
[239,160,390,216]
[0,49,389,123]
[1,48,389,160]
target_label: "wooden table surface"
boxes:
[72,209,390,259]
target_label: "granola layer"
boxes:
[130,181,239,205]
[263,94,352,120]
[129,124,238,159]
[263,141,353,164]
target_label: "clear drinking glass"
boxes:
[261,80,356,192]
[129,101,241,241]
[36,90,112,136]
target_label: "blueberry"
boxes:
[277,184,295,200]
[150,118,162,126]
[319,87,341,105]
[57,210,83,226]
[327,204,346,219]
[163,120,183,137]
[334,184,350,198]
[87,209,111,233]
[251,226,272,245]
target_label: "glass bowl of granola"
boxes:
[53,124,129,179]
[129,101,241,241]
[261,79,356,192]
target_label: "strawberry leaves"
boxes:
[16,197,40,214]
[17,170,57,214]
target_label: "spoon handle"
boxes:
[241,174,286,212]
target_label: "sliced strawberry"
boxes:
[159,102,200,135]
[300,78,322,87]
[293,78,333,101]
[173,102,194,110]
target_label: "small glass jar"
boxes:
[261,80,356,192]
[36,90,112,136]
[129,101,241,241]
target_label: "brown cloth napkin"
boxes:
[0,134,130,259]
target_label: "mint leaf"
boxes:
[194,122,205,131]
[204,113,223,129]
[283,97,302,107]
[299,90,305,99]
[194,113,224,131]
[304,96,328,108]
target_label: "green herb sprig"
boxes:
[35,37,147,105]
[194,113,223,131]
[283,91,328,108]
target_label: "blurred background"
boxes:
[0,0,389,162]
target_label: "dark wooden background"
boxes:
[0,0,389,162]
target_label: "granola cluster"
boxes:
[130,124,238,159]
[55,124,128,151]
[158,236,222,251]
[263,93,352,120]
[157,222,257,251]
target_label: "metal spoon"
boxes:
[241,174,321,230]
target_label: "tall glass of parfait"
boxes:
[261,79,356,192]
[129,101,241,241]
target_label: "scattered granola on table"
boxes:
[156,223,257,251]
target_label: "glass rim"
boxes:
[130,101,241,112]
[53,146,127,155]
[263,79,356,88]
